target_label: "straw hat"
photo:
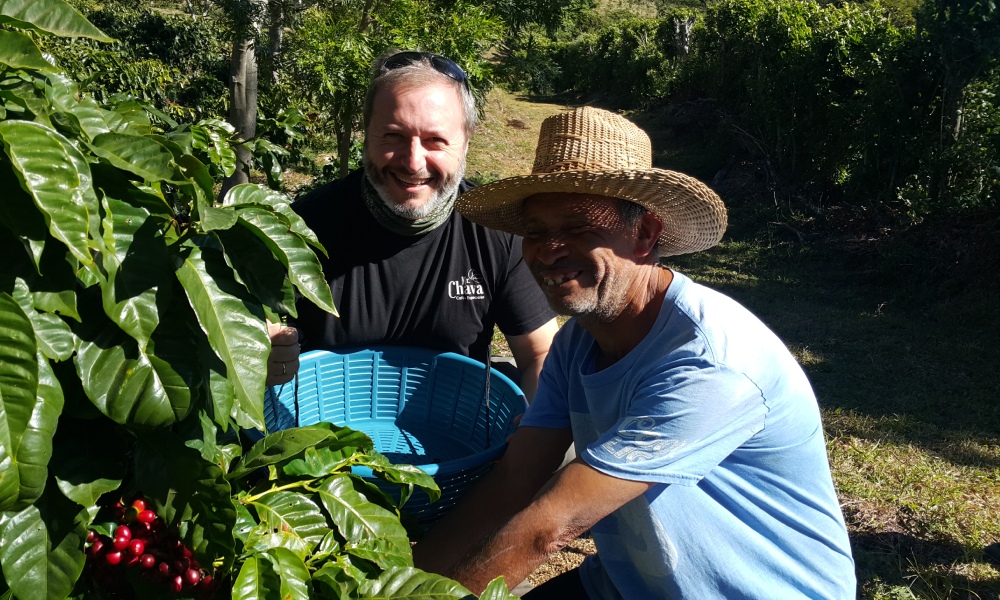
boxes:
[457,107,727,256]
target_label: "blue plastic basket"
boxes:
[258,346,527,525]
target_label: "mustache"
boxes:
[391,169,435,180]
[531,260,585,271]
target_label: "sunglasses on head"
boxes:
[380,51,469,88]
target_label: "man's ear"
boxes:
[634,211,663,260]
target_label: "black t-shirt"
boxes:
[291,170,555,362]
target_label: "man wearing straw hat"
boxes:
[413,107,856,598]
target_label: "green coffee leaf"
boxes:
[0,30,53,70]
[262,547,310,600]
[0,486,89,600]
[0,293,38,511]
[0,120,97,265]
[173,239,268,431]
[317,474,411,566]
[0,0,113,41]
[89,133,175,182]
[236,206,337,316]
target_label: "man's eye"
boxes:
[566,224,595,236]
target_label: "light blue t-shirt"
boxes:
[521,272,856,599]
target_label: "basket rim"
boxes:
[352,441,508,478]
[248,345,528,458]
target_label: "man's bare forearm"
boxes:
[444,506,559,594]
[413,427,572,576]
[413,463,531,575]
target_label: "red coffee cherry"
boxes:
[128,538,145,556]
[139,553,156,569]
[183,568,201,587]
[115,525,131,542]
[86,538,105,558]
[171,575,184,593]
[131,498,147,512]
[105,550,123,566]
[136,509,157,524]
[173,558,190,574]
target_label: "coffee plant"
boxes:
[0,1,514,598]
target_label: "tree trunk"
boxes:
[185,0,212,19]
[337,119,353,178]
[672,16,695,58]
[940,79,965,147]
[334,0,376,175]
[358,0,377,33]
[931,72,967,202]
[267,0,284,84]
[220,36,259,199]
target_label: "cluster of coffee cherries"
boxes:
[84,498,216,598]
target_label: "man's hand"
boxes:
[414,426,651,596]
[267,321,300,386]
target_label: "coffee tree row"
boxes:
[0,1,513,598]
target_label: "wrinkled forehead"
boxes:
[522,192,625,223]
[371,80,467,126]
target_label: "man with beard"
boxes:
[266,51,558,399]
[412,107,856,599]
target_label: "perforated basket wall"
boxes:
[260,346,527,525]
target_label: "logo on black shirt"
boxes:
[448,269,485,300]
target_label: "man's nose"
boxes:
[400,138,427,172]
[527,234,569,265]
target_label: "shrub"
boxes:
[42,3,229,121]
[0,2,516,598]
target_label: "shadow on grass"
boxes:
[853,531,1000,600]
[671,231,1000,453]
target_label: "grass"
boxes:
[469,87,570,357]
[467,87,570,182]
[672,237,1000,599]
[471,87,1000,599]
[672,175,1000,598]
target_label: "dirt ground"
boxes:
[526,537,596,587]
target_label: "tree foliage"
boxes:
[0,2,514,597]
[692,0,916,199]
[41,2,230,121]
[278,0,504,176]
[497,0,1000,219]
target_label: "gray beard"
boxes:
[363,154,466,220]
[546,271,629,325]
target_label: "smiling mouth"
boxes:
[540,271,581,287]
[390,172,434,188]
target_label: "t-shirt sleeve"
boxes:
[492,234,556,337]
[583,362,767,486]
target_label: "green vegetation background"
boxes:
[43,0,1000,596]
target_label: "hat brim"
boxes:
[457,168,728,257]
